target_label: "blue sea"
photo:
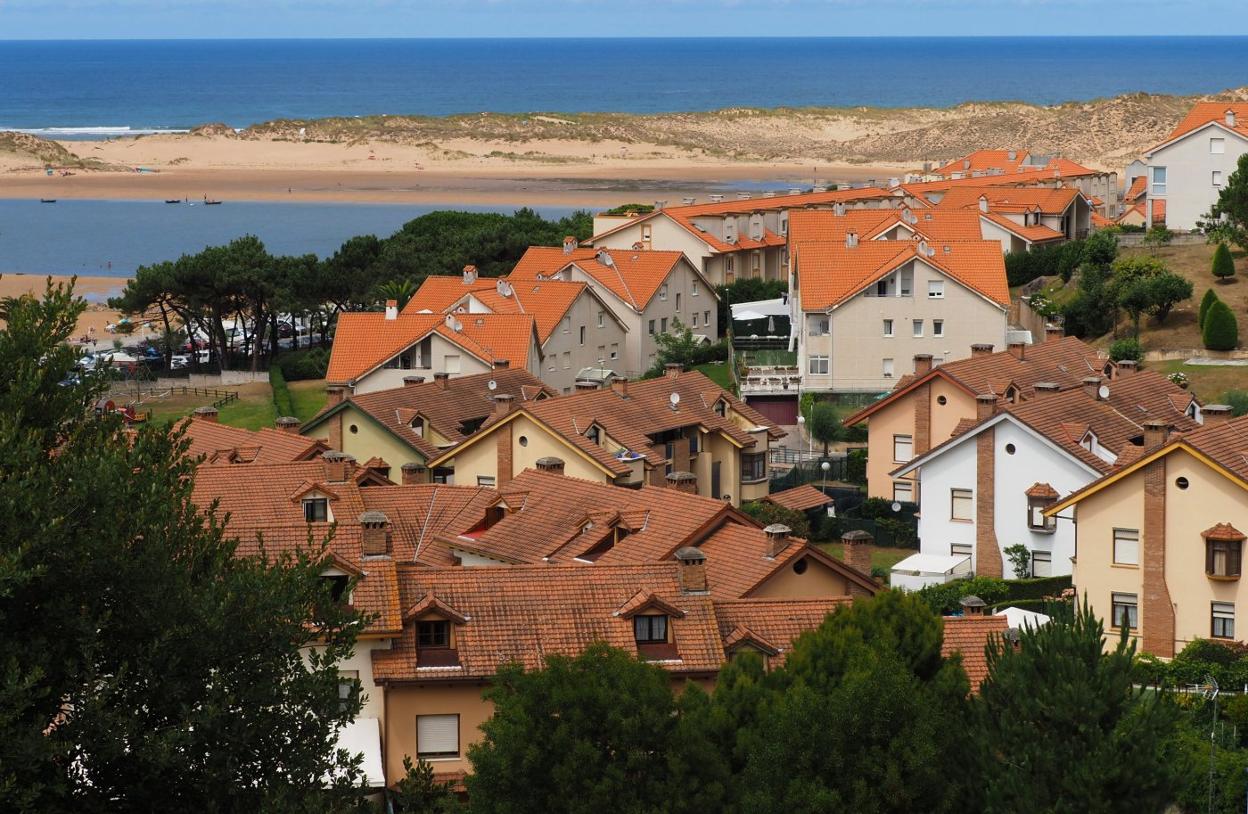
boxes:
[2,37,1248,134]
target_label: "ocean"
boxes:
[3,37,1248,134]
[0,199,574,277]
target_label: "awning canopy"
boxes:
[335,717,386,788]
[890,552,969,576]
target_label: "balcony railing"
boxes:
[740,366,802,394]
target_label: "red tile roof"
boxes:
[934,150,1101,181]
[762,484,834,512]
[509,246,689,311]
[405,274,603,342]
[1125,175,1147,203]
[942,615,1009,691]
[1151,103,1248,151]
[936,185,1083,216]
[713,598,847,665]
[181,416,325,464]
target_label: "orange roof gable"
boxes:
[510,245,687,311]
[406,274,596,343]
[937,185,1081,215]
[1153,102,1248,151]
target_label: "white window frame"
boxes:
[893,480,913,503]
[1213,170,1224,188]
[1152,166,1167,196]
[1112,528,1139,566]
[883,319,894,337]
[477,476,496,487]
[882,357,895,379]
[417,714,461,760]
[1211,137,1226,155]
[597,310,605,328]
[659,283,668,301]
[927,280,945,299]
[609,343,619,360]
[1031,549,1052,577]
[808,355,829,376]
[951,542,974,558]
[892,434,913,463]
[1213,602,1236,639]
[1111,593,1138,630]
[933,319,944,337]
[691,281,699,297]
[912,319,923,338]
[951,488,973,522]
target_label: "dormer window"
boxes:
[418,620,451,648]
[323,574,350,602]
[587,425,601,444]
[713,400,726,417]
[633,614,668,644]
[410,417,424,437]
[1025,483,1059,533]
[303,497,329,523]
[1204,524,1245,580]
[1004,385,1020,404]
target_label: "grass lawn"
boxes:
[819,543,913,573]
[289,379,328,422]
[216,388,278,430]
[694,361,734,390]
[1156,360,1247,404]
[742,349,797,367]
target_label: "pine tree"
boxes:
[1200,287,1221,329]
[1214,242,1236,282]
[1203,298,1240,351]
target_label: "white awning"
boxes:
[336,717,386,788]
[890,552,969,576]
[731,298,788,320]
[995,606,1051,630]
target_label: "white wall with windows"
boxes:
[1146,124,1248,230]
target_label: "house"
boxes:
[889,369,1201,581]
[842,334,1119,502]
[404,268,631,393]
[760,483,836,518]
[935,186,1091,248]
[181,408,326,463]
[942,613,1010,690]
[300,368,556,476]
[933,149,1119,218]
[586,187,904,287]
[1045,411,1245,657]
[787,227,1011,394]
[326,303,543,395]
[1142,102,1248,230]
[508,242,716,377]
[424,367,782,505]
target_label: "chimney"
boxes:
[970,343,994,357]
[674,546,708,593]
[963,159,972,170]
[1228,109,1238,128]
[840,529,873,576]
[575,380,599,392]
[655,199,668,210]
[326,386,345,406]
[562,236,577,255]
[763,523,792,558]
[978,195,989,214]
[462,264,478,284]
[845,230,859,248]
[1044,324,1065,341]
[359,511,391,557]
[1034,382,1060,397]
[976,393,997,422]
[913,354,933,375]
[1008,149,1018,161]
[1007,341,1025,361]
[596,249,614,266]
[384,299,398,321]
[193,405,219,423]
[1116,359,1138,374]
[402,375,426,388]
[492,393,515,416]
[1082,376,1103,400]
[535,456,565,475]
[664,363,683,379]
[959,595,987,616]
[275,415,301,434]
[400,462,426,485]
[665,471,698,494]
[1143,420,1172,449]
[1203,404,1232,426]
[322,451,356,483]
[833,202,846,216]
[433,372,450,390]
[610,376,629,398]
[493,359,510,370]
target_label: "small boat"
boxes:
[39,198,56,203]
[204,199,223,206]
[165,199,182,204]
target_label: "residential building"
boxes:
[508,242,716,376]
[424,367,782,505]
[842,335,1120,502]
[890,369,1200,581]
[300,368,555,475]
[326,304,543,395]
[1046,411,1246,657]
[403,268,631,393]
[932,149,1119,217]
[788,227,1010,393]
[935,186,1091,247]
[1142,102,1248,230]
[181,408,326,463]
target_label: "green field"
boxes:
[694,362,734,391]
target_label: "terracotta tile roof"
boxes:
[326,311,539,386]
[1091,212,1116,229]
[942,615,1008,691]
[900,172,1073,202]
[405,275,600,342]
[509,246,688,311]
[182,416,326,464]
[934,150,1101,181]
[712,597,848,665]
[787,207,987,245]
[1125,175,1147,203]
[1025,482,1060,499]
[793,238,1009,311]
[1204,522,1246,541]
[981,211,1066,244]
[936,185,1083,216]
[1172,415,1248,482]
[1152,102,1248,151]
[357,484,502,566]
[761,484,834,512]
[305,369,555,461]
[1119,199,1165,224]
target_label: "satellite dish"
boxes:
[669,392,681,406]
[1098,384,1110,400]
[891,502,902,512]
[487,380,497,391]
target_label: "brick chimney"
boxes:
[610,376,629,398]
[665,471,698,494]
[1033,382,1060,398]
[674,546,708,593]
[275,416,301,434]
[326,386,345,406]
[492,393,515,416]
[1116,360,1137,374]
[400,462,426,485]
[840,529,873,578]
[971,343,994,357]
[1143,420,1171,449]
[911,354,933,376]
[535,456,565,475]
[359,510,391,557]
[664,363,683,379]
[433,373,450,390]
[1044,324,1065,341]
[403,375,426,387]
[976,393,997,422]
[493,359,510,370]
[1082,376,1103,400]
[462,264,478,285]
[193,405,219,423]
[575,380,599,392]
[1202,404,1232,426]
[763,523,792,558]
[959,595,987,616]
[322,451,356,483]
[1007,341,1025,361]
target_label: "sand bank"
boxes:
[0,273,130,341]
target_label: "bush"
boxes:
[1199,287,1221,328]
[1003,544,1031,579]
[917,576,1011,615]
[277,347,330,381]
[1108,337,1143,363]
[845,448,866,485]
[1225,389,1248,417]
[1143,225,1174,246]
[1203,299,1240,351]
[740,500,810,539]
[1004,239,1093,288]
[269,366,294,417]
[1213,241,1236,282]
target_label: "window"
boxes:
[876,280,889,297]
[1212,602,1236,639]
[1211,137,1226,154]
[586,425,601,444]
[633,614,668,644]
[692,281,699,296]
[561,351,571,370]
[1031,550,1052,577]
[742,452,767,482]
[1111,593,1138,630]
[808,355,829,375]
[1152,166,1167,196]
[609,343,619,360]
[704,310,710,326]
[692,313,699,328]
[927,280,945,299]
[893,480,913,503]
[417,620,451,648]
[1207,536,1243,579]
[883,319,894,337]
[417,714,460,759]
[597,310,605,328]
[893,434,913,463]
[882,358,895,379]
[641,224,652,242]
[561,316,571,334]
[933,319,944,337]
[812,317,829,336]
[648,319,656,335]
[303,497,328,523]
[579,326,586,345]
[659,283,668,301]
[476,475,496,488]
[444,355,461,374]
[1213,170,1224,187]
[1113,528,1139,565]
[951,488,973,522]
[675,293,681,312]
[432,467,454,484]
[1027,494,1057,532]
[322,573,350,602]
[338,669,359,712]
[660,318,668,333]
[951,542,973,558]
[912,319,923,338]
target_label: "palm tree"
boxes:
[372,278,418,311]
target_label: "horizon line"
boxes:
[4,34,1248,42]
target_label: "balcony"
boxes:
[740,366,802,395]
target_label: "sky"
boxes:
[0,0,1244,39]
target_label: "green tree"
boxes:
[390,757,461,813]
[372,278,418,310]
[466,642,678,814]
[1213,241,1237,282]
[1108,337,1143,363]
[1143,271,1193,323]
[808,401,844,455]
[1200,287,1222,329]
[0,281,368,811]
[1081,228,1120,270]
[1116,276,1153,337]
[975,603,1177,813]
[740,500,810,539]
[1205,153,1248,252]
[644,317,728,377]
[1003,544,1031,579]
[1203,298,1240,351]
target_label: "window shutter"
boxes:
[417,714,459,757]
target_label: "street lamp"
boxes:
[821,459,830,492]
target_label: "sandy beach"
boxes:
[0,273,131,341]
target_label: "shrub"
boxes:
[740,500,810,539]
[917,576,1011,615]
[1143,225,1173,246]
[1213,241,1236,282]
[1003,544,1031,579]
[1004,238,1094,288]
[1225,390,1248,417]
[1167,370,1188,388]
[277,347,330,381]
[1202,299,1240,351]
[269,366,294,417]
[1108,337,1143,363]
[1199,287,1221,328]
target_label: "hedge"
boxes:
[270,366,294,418]
[276,347,330,381]
[1135,638,1248,688]
[1203,299,1239,351]
[917,574,1072,616]
[1005,239,1086,287]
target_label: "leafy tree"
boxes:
[975,602,1178,813]
[1203,298,1240,351]
[1081,228,1120,270]
[1165,710,1248,814]
[644,317,728,377]
[1143,225,1173,247]
[1003,544,1031,579]
[1225,389,1248,417]
[808,401,844,455]
[1205,153,1248,252]
[372,278,418,310]
[0,281,368,810]
[1213,241,1237,282]
[1200,287,1222,329]
[740,500,810,539]
[1143,271,1193,323]
[1061,264,1117,338]
[1116,276,1154,337]
[1108,337,1143,363]
[466,642,678,814]
[390,756,461,813]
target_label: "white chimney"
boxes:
[1228,109,1238,128]
[834,202,846,217]
[963,159,971,170]
[1008,150,1017,161]
[462,264,478,284]
[845,231,858,248]
[384,299,398,320]
[978,195,989,213]
[562,236,577,255]
[496,278,512,297]
[596,249,614,267]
